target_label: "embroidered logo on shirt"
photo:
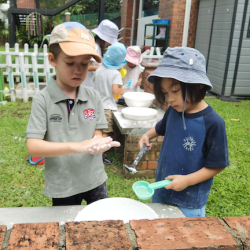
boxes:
[49,114,62,122]
[84,109,96,121]
[183,137,196,151]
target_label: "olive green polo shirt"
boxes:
[26,76,108,198]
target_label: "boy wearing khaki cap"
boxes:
[26,22,120,206]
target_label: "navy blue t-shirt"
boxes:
[153,105,229,209]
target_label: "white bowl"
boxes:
[122,107,158,121]
[123,92,155,108]
[74,197,158,224]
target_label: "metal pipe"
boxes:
[130,0,136,45]
[98,0,105,24]
[138,0,143,19]
[182,0,192,47]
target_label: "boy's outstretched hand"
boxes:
[88,136,120,154]
[73,136,120,154]
[164,175,189,191]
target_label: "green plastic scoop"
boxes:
[132,180,172,200]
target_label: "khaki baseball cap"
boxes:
[49,22,102,63]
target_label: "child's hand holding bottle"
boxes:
[125,79,132,88]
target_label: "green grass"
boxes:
[0,98,250,218]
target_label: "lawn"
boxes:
[0,98,249,218]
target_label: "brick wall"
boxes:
[1,216,250,249]
[158,0,199,47]
[113,120,163,179]
[120,0,134,46]
[120,0,199,48]
[123,134,164,179]
[144,68,169,111]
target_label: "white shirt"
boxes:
[93,66,123,110]
[84,43,102,88]
[122,63,145,92]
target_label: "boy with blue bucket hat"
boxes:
[139,47,229,217]
[26,22,121,206]
[94,42,131,164]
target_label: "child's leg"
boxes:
[82,182,108,205]
[178,205,206,218]
[52,193,82,206]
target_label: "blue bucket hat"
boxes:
[147,47,212,90]
[102,42,127,70]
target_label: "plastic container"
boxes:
[121,107,158,121]
[123,92,155,108]
[133,180,172,200]
[152,19,170,24]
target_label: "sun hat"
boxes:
[102,42,127,70]
[49,22,101,63]
[92,19,119,45]
[147,47,212,90]
[125,46,142,65]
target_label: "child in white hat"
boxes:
[122,46,145,92]
[84,19,119,88]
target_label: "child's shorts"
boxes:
[152,195,206,218]
[178,205,206,218]
[103,109,114,134]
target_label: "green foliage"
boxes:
[66,0,121,15]
[16,16,52,47]
[0,98,249,218]
[0,19,8,36]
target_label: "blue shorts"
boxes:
[152,195,206,218]
[178,205,206,217]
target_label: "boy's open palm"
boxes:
[74,136,120,155]
[164,175,189,191]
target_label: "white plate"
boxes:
[74,197,158,224]
[121,107,158,121]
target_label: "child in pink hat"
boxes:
[122,46,145,92]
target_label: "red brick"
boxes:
[125,151,137,162]
[125,141,140,151]
[148,161,157,169]
[126,135,140,143]
[136,161,148,170]
[123,159,133,166]
[157,136,164,142]
[151,142,163,152]
[66,221,132,249]
[8,223,59,249]
[0,225,6,249]
[156,152,160,160]
[144,153,156,161]
[223,216,250,249]
[130,217,238,250]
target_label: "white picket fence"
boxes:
[0,43,162,103]
[0,43,55,102]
